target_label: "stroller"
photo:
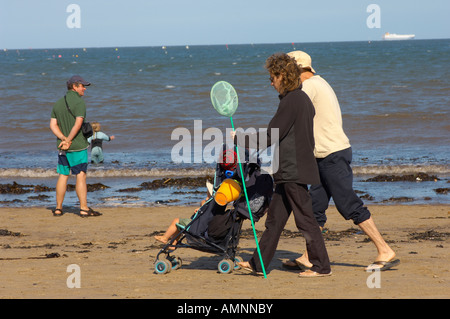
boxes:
[154,146,273,274]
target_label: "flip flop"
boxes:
[79,207,102,218]
[52,208,64,217]
[298,270,332,278]
[282,258,312,270]
[237,261,264,276]
[365,258,400,271]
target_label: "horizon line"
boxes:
[2,37,449,52]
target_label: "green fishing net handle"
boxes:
[210,80,267,278]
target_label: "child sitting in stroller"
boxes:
[153,146,273,275]
[154,147,239,246]
[154,181,214,246]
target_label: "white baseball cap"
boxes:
[287,51,316,73]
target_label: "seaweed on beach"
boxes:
[67,183,110,192]
[434,188,449,195]
[0,182,34,194]
[140,176,213,190]
[409,230,449,241]
[118,187,143,192]
[0,182,56,194]
[364,173,439,182]
[381,196,415,203]
[322,228,363,241]
[0,229,23,237]
[0,181,111,194]
[239,227,364,241]
[28,194,51,201]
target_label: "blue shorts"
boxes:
[57,150,88,176]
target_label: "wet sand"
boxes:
[0,205,448,299]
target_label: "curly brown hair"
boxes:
[265,53,301,95]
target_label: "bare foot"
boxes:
[375,251,396,264]
[154,235,168,244]
[296,255,313,269]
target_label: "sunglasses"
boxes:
[269,74,280,83]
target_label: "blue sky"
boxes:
[1,0,449,49]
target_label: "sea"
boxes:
[0,39,449,208]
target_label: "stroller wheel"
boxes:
[218,259,234,274]
[171,256,183,270]
[155,260,171,274]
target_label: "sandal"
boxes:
[237,261,264,276]
[79,207,102,217]
[282,258,312,270]
[365,258,400,271]
[52,208,64,217]
[298,269,332,278]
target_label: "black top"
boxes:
[236,86,319,185]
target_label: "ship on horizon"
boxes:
[383,32,415,40]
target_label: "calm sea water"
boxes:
[0,39,449,207]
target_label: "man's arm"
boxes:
[66,117,84,142]
[50,118,70,150]
[49,117,83,150]
[49,118,66,141]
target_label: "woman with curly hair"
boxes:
[233,53,331,277]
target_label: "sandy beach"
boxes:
[0,204,448,300]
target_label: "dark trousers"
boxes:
[249,182,331,274]
[310,147,371,227]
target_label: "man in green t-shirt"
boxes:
[49,75,101,217]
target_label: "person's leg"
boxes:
[154,218,181,243]
[321,149,370,225]
[289,169,330,268]
[359,217,396,265]
[55,174,69,213]
[55,152,71,215]
[310,183,330,227]
[296,149,366,267]
[293,182,329,268]
[246,184,291,273]
[97,148,104,163]
[91,147,100,164]
[291,149,397,270]
[319,148,397,267]
[76,171,89,212]
[286,183,331,274]
[67,150,93,215]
